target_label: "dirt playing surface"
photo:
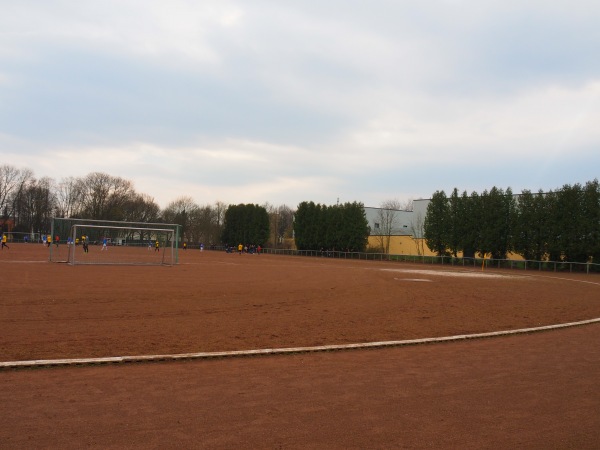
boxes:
[1,243,599,448]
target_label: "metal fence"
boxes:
[0,232,44,243]
[255,248,600,275]
[3,235,597,274]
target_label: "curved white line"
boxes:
[2,318,599,369]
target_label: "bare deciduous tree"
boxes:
[55,177,82,218]
[123,193,160,223]
[162,196,199,243]
[12,176,56,234]
[264,203,294,247]
[410,211,426,256]
[0,164,33,220]
[76,172,135,220]
[372,199,403,254]
[402,199,414,212]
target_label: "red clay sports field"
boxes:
[1,243,599,448]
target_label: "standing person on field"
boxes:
[183,242,187,251]
[238,243,243,254]
[54,235,59,248]
[155,240,160,252]
[47,235,52,248]
[101,237,108,251]
[1,234,8,250]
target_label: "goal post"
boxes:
[49,218,181,266]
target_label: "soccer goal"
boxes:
[49,218,180,266]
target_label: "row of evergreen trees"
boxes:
[219,201,371,251]
[423,179,600,263]
[221,204,270,246]
[294,201,370,251]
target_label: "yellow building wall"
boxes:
[367,235,437,256]
[367,235,525,260]
[287,235,524,260]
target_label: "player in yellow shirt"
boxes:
[1,234,8,250]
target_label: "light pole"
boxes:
[274,212,279,248]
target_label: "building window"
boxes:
[374,223,380,229]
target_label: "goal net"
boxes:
[49,218,180,266]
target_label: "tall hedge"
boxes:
[423,190,449,256]
[221,203,269,246]
[294,201,369,251]
[424,179,600,263]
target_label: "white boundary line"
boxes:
[2,318,599,370]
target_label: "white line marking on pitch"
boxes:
[0,260,48,264]
[2,318,599,370]
[381,268,527,279]
[528,274,600,286]
[394,277,432,282]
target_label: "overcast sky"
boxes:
[1,1,599,209]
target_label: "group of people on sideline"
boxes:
[224,243,262,254]
[0,235,253,255]
[180,242,204,251]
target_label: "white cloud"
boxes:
[338,79,600,167]
[2,1,600,208]
[0,1,246,69]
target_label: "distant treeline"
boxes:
[294,201,370,252]
[424,179,600,263]
[1,164,371,249]
[5,163,597,258]
[0,164,295,246]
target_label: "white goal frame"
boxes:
[67,224,176,266]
